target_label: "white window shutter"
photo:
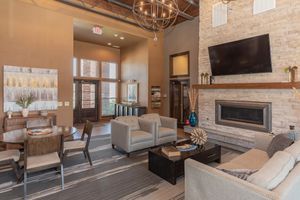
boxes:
[253,0,276,15]
[212,2,228,28]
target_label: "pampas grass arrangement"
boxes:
[188,88,199,112]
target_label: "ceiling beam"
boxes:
[108,0,194,20]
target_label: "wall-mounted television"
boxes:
[208,34,272,76]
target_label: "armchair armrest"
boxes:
[138,119,155,135]
[111,120,130,152]
[185,159,278,200]
[254,133,273,151]
[160,116,177,130]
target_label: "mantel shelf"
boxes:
[193,82,300,89]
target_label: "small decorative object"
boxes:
[40,110,48,117]
[7,110,13,119]
[188,88,199,127]
[288,125,296,141]
[209,76,215,85]
[16,94,35,117]
[190,128,208,146]
[176,144,198,152]
[200,73,205,84]
[284,66,298,82]
[204,73,210,84]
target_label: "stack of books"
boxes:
[161,146,181,157]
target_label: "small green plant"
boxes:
[16,94,35,109]
[284,66,298,73]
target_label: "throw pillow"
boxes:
[266,134,294,157]
[219,168,258,180]
[284,140,300,162]
[247,151,295,190]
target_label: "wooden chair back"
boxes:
[24,133,64,169]
[81,121,93,149]
[26,118,53,129]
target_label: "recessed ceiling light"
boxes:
[120,36,125,40]
[113,45,120,48]
[107,43,112,46]
[114,34,118,37]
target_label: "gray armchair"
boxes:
[111,116,155,156]
[141,113,177,145]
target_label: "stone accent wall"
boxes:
[198,0,300,139]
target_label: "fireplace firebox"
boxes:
[215,100,272,132]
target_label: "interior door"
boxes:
[170,80,190,128]
[74,80,99,123]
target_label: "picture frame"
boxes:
[169,51,190,78]
[127,82,139,103]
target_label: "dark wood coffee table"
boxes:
[148,142,221,185]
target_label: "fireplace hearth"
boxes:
[215,100,272,132]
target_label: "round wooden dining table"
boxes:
[0,126,80,145]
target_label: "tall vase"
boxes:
[189,111,198,127]
[22,108,29,117]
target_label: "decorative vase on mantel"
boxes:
[189,110,198,127]
[22,108,29,117]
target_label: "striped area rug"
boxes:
[0,135,239,200]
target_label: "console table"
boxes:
[114,104,147,118]
[3,114,56,132]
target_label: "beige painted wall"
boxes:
[163,17,199,116]
[198,0,300,137]
[74,40,120,62]
[0,0,73,130]
[120,40,149,106]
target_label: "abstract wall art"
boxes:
[3,65,58,112]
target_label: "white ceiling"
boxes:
[73,19,145,48]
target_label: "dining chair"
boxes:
[0,149,22,182]
[64,121,93,166]
[26,118,53,129]
[23,132,64,199]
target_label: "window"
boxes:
[81,83,96,109]
[101,62,117,79]
[80,59,99,78]
[101,82,117,116]
[73,57,77,77]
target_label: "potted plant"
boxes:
[16,94,35,117]
[188,88,199,127]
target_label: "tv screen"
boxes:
[208,34,272,76]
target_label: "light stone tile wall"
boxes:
[198,0,300,139]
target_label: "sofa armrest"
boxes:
[185,159,278,200]
[254,133,274,151]
[111,120,130,152]
[160,116,177,130]
[138,119,155,135]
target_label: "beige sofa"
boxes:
[185,133,300,200]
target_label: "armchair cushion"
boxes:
[115,116,140,131]
[131,130,153,144]
[141,113,162,126]
[158,127,176,138]
[64,140,86,151]
[27,152,60,170]
[0,150,20,162]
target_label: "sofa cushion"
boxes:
[273,162,300,199]
[141,113,162,126]
[247,151,295,190]
[266,134,294,158]
[116,116,140,131]
[217,149,269,170]
[158,127,176,138]
[131,130,153,144]
[284,140,300,162]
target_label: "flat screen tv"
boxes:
[208,34,272,76]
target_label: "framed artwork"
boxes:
[170,51,190,78]
[3,65,58,112]
[127,82,139,103]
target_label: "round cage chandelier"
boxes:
[133,0,180,37]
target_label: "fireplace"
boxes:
[215,100,272,132]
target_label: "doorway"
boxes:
[74,80,99,123]
[170,79,190,128]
